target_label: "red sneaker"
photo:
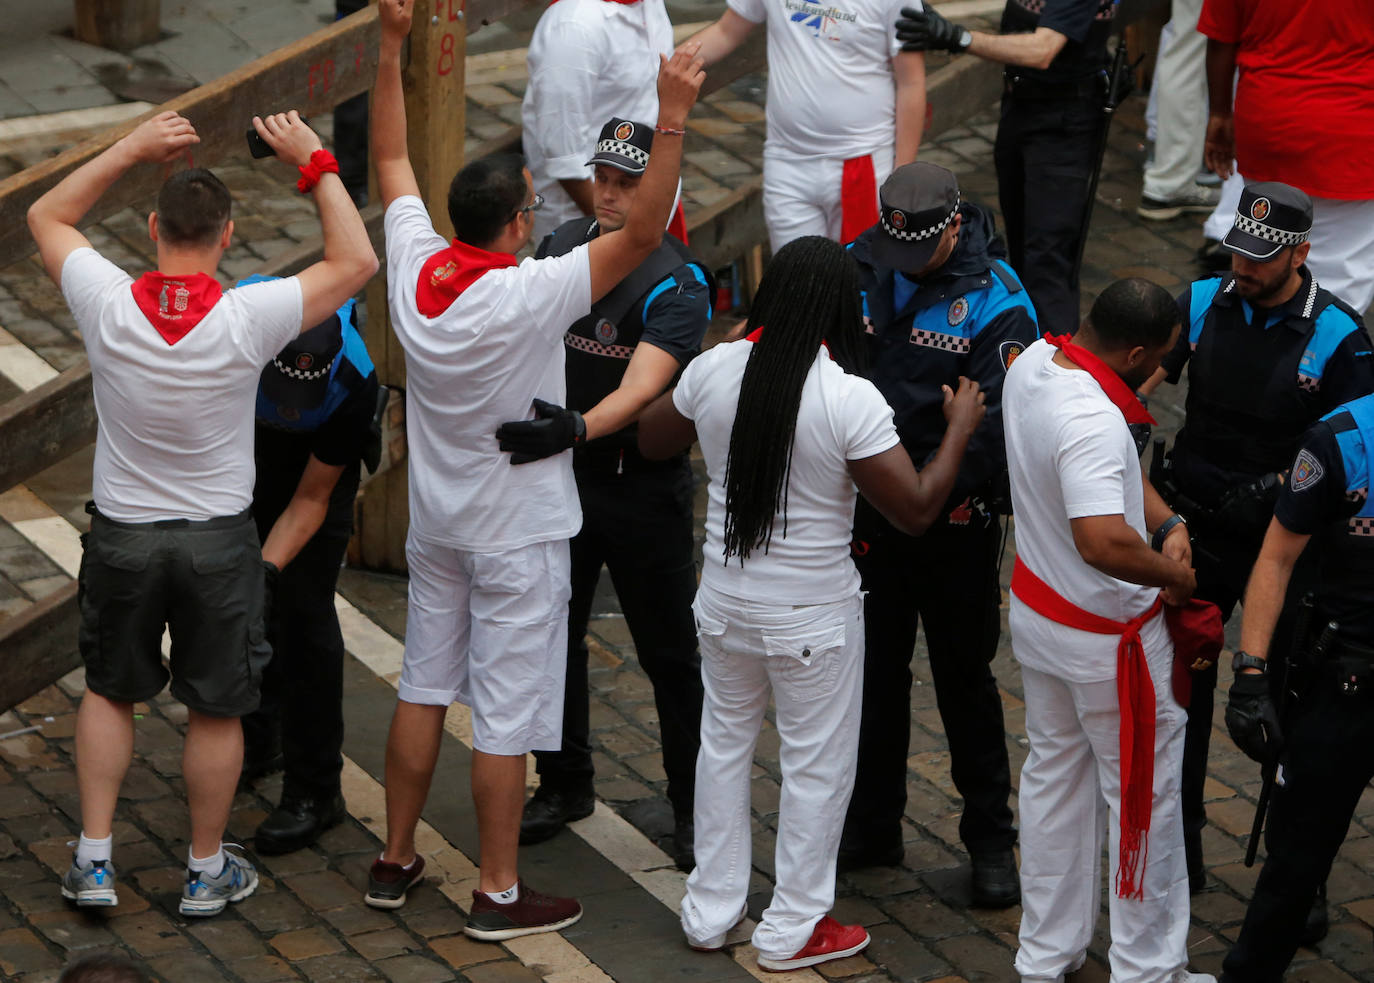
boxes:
[756,915,870,972]
[464,880,583,942]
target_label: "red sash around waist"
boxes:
[1012,556,1163,901]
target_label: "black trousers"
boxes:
[1220,673,1374,981]
[842,513,1016,854]
[242,530,350,800]
[533,459,703,817]
[993,93,1102,336]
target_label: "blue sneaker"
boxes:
[61,857,118,907]
[178,846,258,917]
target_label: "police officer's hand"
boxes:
[1204,113,1235,180]
[1226,670,1283,763]
[495,399,587,465]
[941,376,986,436]
[896,5,972,53]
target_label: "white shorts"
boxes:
[400,533,572,755]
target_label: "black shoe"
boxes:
[836,837,903,874]
[1300,883,1329,947]
[519,786,595,846]
[672,814,695,873]
[970,848,1021,909]
[255,792,346,855]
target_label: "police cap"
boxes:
[586,118,653,175]
[1223,181,1312,262]
[261,312,343,410]
[867,162,960,272]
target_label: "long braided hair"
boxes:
[721,236,869,563]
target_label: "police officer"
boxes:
[497,118,712,869]
[840,162,1038,908]
[893,0,1113,333]
[1218,391,1374,981]
[1138,182,1374,932]
[240,282,381,854]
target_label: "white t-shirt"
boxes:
[673,338,899,603]
[384,196,589,551]
[522,0,673,241]
[61,248,301,523]
[728,0,912,159]
[1003,339,1170,683]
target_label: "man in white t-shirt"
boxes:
[522,0,684,243]
[1003,279,1211,982]
[684,0,927,251]
[362,0,705,941]
[26,110,377,917]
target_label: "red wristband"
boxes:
[297,149,340,193]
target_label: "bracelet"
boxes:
[654,124,687,137]
[1151,513,1187,552]
[296,149,340,193]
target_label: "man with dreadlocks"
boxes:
[1003,279,1208,982]
[639,236,986,972]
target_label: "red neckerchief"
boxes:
[1011,557,1161,901]
[1044,333,1155,427]
[744,326,830,352]
[130,272,223,346]
[416,239,518,318]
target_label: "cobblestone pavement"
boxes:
[6,11,1374,983]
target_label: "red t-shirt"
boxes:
[1200,0,1374,199]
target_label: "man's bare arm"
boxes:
[1070,513,1196,604]
[1137,365,1169,396]
[893,50,926,167]
[261,455,347,570]
[1238,518,1310,663]
[583,343,684,441]
[682,9,758,66]
[27,111,200,284]
[372,0,423,208]
[637,387,698,459]
[1204,39,1239,178]
[967,27,1068,71]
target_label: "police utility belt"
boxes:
[1295,620,1374,696]
[1002,70,1105,102]
[1149,443,1280,539]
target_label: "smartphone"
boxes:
[246,128,275,159]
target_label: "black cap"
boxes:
[260,312,343,410]
[1223,181,1313,262]
[866,162,961,271]
[586,118,653,175]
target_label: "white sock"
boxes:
[76,833,112,868]
[485,881,519,904]
[188,846,226,875]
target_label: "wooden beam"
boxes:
[0,582,80,714]
[0,363,96,494]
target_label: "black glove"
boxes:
[1225,671,1283,763]
[1218,471,1282,535]
[895,5,972,53]
[495,398,587,465]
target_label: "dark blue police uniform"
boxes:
[1159,266,1374,881]
[530,217,712,832]
[242,295,379,810]
[994,0,1114,334]
[1220,395,1374,981]
[842,202,1038,871]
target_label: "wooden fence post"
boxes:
[358,0,468,572]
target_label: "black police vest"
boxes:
[1175,280,1344,491]
[541,217,710,451]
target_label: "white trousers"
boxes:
[1203,169,1244,242]
[680,585,865,959]
[1141,0,1206,201]
[762,145,895,254]
[1014,635,1193,983]
[1306,196,1374,315]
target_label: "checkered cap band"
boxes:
[565,331,634,360]
[1232,212,1310,247]
[272,354,334,381]
[596,139,649,168]
[882,197,960,243]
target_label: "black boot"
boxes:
[255,791,346,855]
[1300,882,1329,947]
[970,848,1021,909]
[673,813,695,873]
[519,786,595,845]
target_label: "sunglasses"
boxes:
[514,192,544,220]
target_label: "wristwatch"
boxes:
[1231,650,1268,674]
[1151,513,1187,552]
[955,27,973,51]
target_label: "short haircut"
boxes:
[155,168,232,248]
[59,951,150,983]
[1084,277,1179,351]
[447,154,528,248]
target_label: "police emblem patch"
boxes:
[998,339,1023,370]
[1292,448,1324,491]
[1251,197,1271,222]
[615,121,634,141]
[889,209,906,230]
[947,297,969,326]
[595,319,618,344]
[296,353,314,371]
